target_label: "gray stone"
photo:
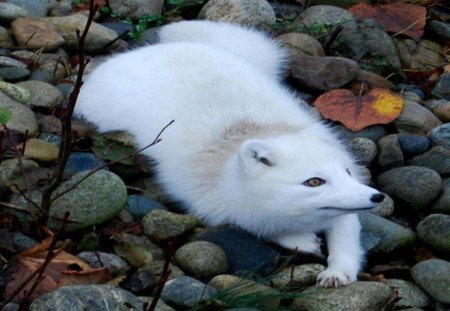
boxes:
[428,123,450,148]
[291,281,394,311]
[0,81,31,104]
[297,5,354,29]
[11,18,65,51]
[271,264,326,289]
[0,56,27,68]
[126,194,167,220]
[0,3,29,23]
[109,0,164,20]
[410,146,450,175]
[432,73,450,100]
[432,178,450,214]
[370,193,395,218]
[387,279,429,309]
[277,33,325,57]
[16,80,64,108]
[426,99,450,123]
[417,214,450,252]
[175,241,228,277]
[0,158,39,190]
[398,134,430,155]
[142,209,200,242]
[29,285,143,311]
[23,138,59,161]
[377,166,442,210]
[289,55,359,91]
[77,251,131,277]
[0,91,38,136]
[394,100,442,135]
[0,26,14,48]
[346,137,377,166]
[0,229,38,253]
[65,152,107,176]
[377,134,404,168]
[198,0,276,27]
[397,39,446,71]
[0,66,30,81]
[161,276,217,308]
[359,212,415,254]
[335,124,388,142]
[430,20,450,40]
[7,0,55,18]
[112,233,164,268]
[126,261,184,292]
[139,298,174,311]
[411,259,450,304]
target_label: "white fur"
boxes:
[75,21,382,287]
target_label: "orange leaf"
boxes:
[348,2,426,41]
[314,88,404,131]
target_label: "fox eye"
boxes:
[346,169,352,176]
[303,178,326,187]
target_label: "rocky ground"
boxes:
[0,0,449,310]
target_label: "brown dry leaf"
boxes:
[348,2,427,41]
[314,88,404,131]
[5,233,110,301]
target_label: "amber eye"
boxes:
[303,178,326,187]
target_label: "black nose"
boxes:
[370,193,385,203]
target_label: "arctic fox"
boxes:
[76,21,385,287]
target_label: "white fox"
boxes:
[76,21,385,287]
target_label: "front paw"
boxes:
[317,268,357,288]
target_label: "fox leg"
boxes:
[274,232,322,255]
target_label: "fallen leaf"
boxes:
[314,88,404,131]
[91,135,136,166]
[348,2,427,41]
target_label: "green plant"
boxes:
[0,107,12,125]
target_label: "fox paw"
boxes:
[317,269,356,288]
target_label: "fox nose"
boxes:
[370,193,385,203]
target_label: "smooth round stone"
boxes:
[29,70,57,84]
[0,80,30,104]
[417,214,450,252]
[398,84,426,100]
[394,100,442,135]
[7,0,54,18]
[410,146,450,175]
[16,80,64,108]
[175,241,228,277]
[0,3,29,23]
[431,178,450,214]
[377,134,404,168]
[411,259,450,304]
[112,233,164,268]
[77,251,130,277]
[11,18,65,51]
[109,0,163,20]
[65,152,107,176]
[161,276,217,308]
[398,134,430,155]
[23,138,59,161]
[101,21,135,38]
[0,158,39,189]
[428,123,450,148]
[29,285,142,311]
[346,137,377,166]
[198,0,276,27]
[0,91,37,135]
[0,66,30,81]
[335,124,388,142]
[359,212,415,254]
[297,5,354,28]
[271,263,326,289]
[431,20,450,40]
[126,194,167,220]
[370,193,395,217]
[387,279,429,309]
[426,99,450,123]
[194,227,280,276]
[276,33,325,57]
[397,39,446,72]
[0,229,38,253]
[377,166,442,210]
[291,282,394,311]
[0,26,14,48]
[432,73,450,100]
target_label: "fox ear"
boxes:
[239,139,275,174]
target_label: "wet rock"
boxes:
[0,91,38,136]
[359,212,415,254]
[11,18,65,51]
[0,158,39,190]
[65,152,108,176]
[109,0,164,20]
[394,100,442,135]
[277,33,325,57]
[411,259,450,304]
[398,84,426,100]
[29,285,142,311]
[7,0,55,18]
[0,66,30,81]
[410,146,450,175]
[289,55,359,91]
[386,279,429,309]
[370,193,395,218]
[271,264,326,289]
[431,178,450,214]
[426,99,450,122]
[23,138,59,161]
[161,276,217,308]
[16,80,64,108]
[194,227,280,276]
[377,134,404,168]
[335,124,388,142]
[296,5,354,29]
[291,281,394,311]
[198,0,276,27]
[396,39,446,71]
[416,214,450,252]
[101,21,135,38]
[346,137,377,166]
[0,3,29,23]
[398,134,430,155]
[0,229,38,253]
[112,233,164,268]
[428,123,450,148]
[77,251,131,277]
[125,261,184,292]
[142,209,200,242]
[0,80,31,104]
[430,20,450,40]
[126,194,167,220]
[175,241,228,277]
[0,26,14,48]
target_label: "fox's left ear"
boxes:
[239,139,275,174]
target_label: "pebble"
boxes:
[271,264,326,289]
[377,134,404,168]
[398,84,426,100]
[16,80,64,108]
[411,259,450,304]
[29,285,142,311]
[0,55,27,68]
[410,146,450,175]
[0,66,30,81]
[0,91,38,136]
[355,70,395,90]
[23,138,59,161]
[194,227,280,276]
[394,100,442,135]
[0,228,38,253]
[7,0,55,18]
[359,212,415,254]
[65,152,107,176]
[297,5,354,29]
[370,193,395,218]
[431,178,450,214]
[430,20,450,40]
[289,55,359,91]
[432,73,450,100]
[426,99,450,122]
[142,209,200,242]
[77,251,131,277]
[11,18,65,51]
[291,281,394,311]
[175,241,229,277]
[416,214,450,252]
[126,194,167,220]
[377,166,442,210]
[112,233,164,268]
[346,137,377,166]
[127,178,173,206]
[396,39,446,71]
[0,26,14,48]
[0,80,31,104]
[386,279,429,309]
[0,3,29,23]
[0,158,39,190]
[428,123,450,148]
[397,134,430,155]
[335,124,388,142]
[276,33,325,57]
[109,0,164,20]
[198,0,276,27]
[161,276,217,308]
[125,261,184,292]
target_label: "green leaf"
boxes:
[91,135,136,166]
[0,107,12,125]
